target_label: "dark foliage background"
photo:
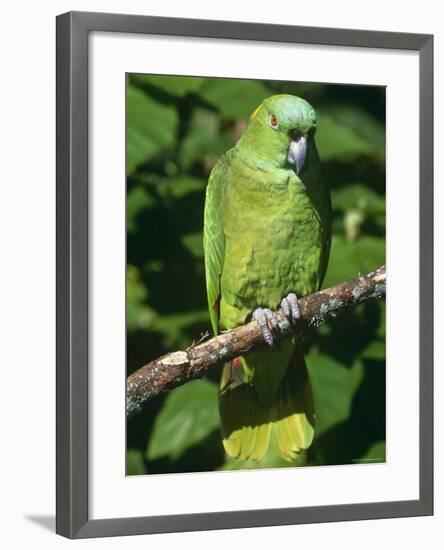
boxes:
[126,75,386,475]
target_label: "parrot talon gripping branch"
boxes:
[281,292,302,324]
[252,307,279,347]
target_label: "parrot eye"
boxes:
[270,114,279,129]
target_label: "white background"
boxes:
[0,0,442,548]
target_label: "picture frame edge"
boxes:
[55,11,434,539]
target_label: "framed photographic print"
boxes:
[56,11,434,539]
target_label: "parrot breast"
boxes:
[219,154,326,331]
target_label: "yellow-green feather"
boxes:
[219,343,315,461]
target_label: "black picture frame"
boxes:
[56,11,434,539]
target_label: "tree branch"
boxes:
[127,265,386,419]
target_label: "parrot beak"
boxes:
[287,132,307,175]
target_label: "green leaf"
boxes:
[199,79,269,119]
[323,235,385,288]
[127,186,156,234]
[179,130,231,171]
[323,236,360,287]
[332,184,385,240]
[161,175,207,199]
[178,107,233,171]
[181,232,204,259]
[126,265,155,331]
[126,85,178,175]
[126,449,146,475]
[152,310,209,348]
[326,104,385,162]
[362,339,385,360]
[316,111,375,162]
[130,174,206,200]
[360,441,386,463]
[307,354,364,436]
[132,75,205,97]
[147,379,220,461]
[332,183,385,216]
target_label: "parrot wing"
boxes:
[303,142,332,290]
[203,153,229,335]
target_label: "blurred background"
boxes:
[126,75,386,475]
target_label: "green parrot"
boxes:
[203,94,332,461]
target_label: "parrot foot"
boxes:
[280,292,301,324]
[252,307,279,347]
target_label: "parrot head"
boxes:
[238,94,318,175]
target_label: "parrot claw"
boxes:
[281,292,301,324]
[252,307,279,347]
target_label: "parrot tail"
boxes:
[219,346,315,462]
